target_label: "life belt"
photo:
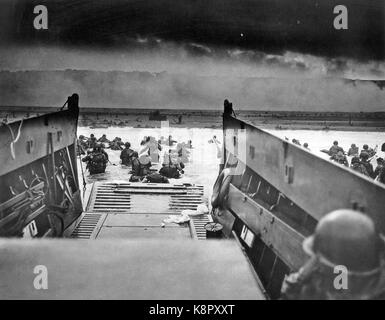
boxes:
[211,168,232,208]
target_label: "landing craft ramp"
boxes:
[68,181,212,240]
[0,239,265,299]
[0,181,266,299]
[212,103,385,299]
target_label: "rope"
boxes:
[6,119,23,160]
[77,143,87,195]
[59,98,68,111]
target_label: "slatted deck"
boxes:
[71,181,211,240]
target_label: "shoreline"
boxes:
[79,123,385,132]
[1,107,385,132]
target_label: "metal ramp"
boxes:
[71,181,211,240]
[86,182,204,213]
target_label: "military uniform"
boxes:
[374,160,384,179]
[347,145,359,156]
[329,144,344,157]
[377,167,385,184]
[82,147,108,175]
[98,135,110,144]
[360,153,374,178]
[350,157,369,176]
[120,146,134,166]
[331,152,348,167]
[88,137,97,149]
[362,145,376,158]
[281,209,385,300]
[282,259,385,300]
[110,137,124,150]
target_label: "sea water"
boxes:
[77,126,384,202]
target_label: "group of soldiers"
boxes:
[77,134,131,174]
[78,133,190,181]
[129,135,189,183]
[78,134,126,151]
[327,141,384,183]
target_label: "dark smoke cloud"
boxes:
[1,0,384,61]
[0,0,383,112]
[0,70,384,112]
[1,43,384,79]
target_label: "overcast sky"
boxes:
[1,0,383,59]
[0,0,384,110]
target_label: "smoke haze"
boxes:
[0,0,384,111]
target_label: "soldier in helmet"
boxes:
[331,151,348,167]
[329,141,344,157]
[109,137,124,150]
[360,152,374,178]
[120,142,134,166]
[281,209,385,299]
[362,144,376,158]
[76,135,87,155]
[350,156,369,176]
[82,143,108,175]
[98,134,110,144]
[348,143,359,157]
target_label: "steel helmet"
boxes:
[363,144,369,150]
[303,209,381,272]
[351,156,360,164]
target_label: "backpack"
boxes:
[159,166,179,179]
[90,152,106,171]
[146,173,169,183]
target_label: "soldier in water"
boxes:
[281,209,385,299]
[120,142,134,166]
[360,152,374,178]
[331,151,348,167]
[329,140,344,157]
[361,144,376,158]
[350,156,369,176]
[98,134,110,144]
[82,143,108,175]
[348,143,359,157]
[374,158,384,181]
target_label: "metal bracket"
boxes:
[284,164,294,184]
[26,139,34,154]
